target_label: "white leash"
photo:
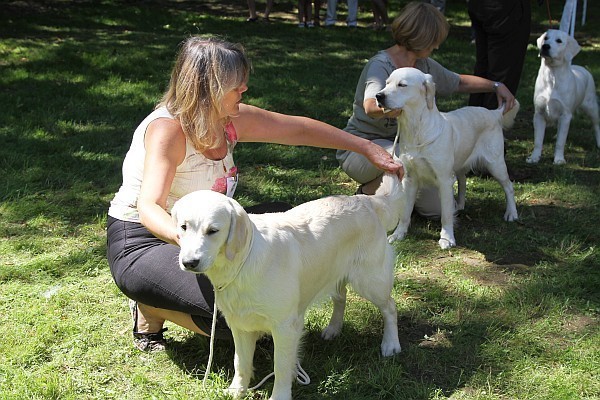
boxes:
[248,360,311,391]
[391,127,400,157]
[202,299,220,387]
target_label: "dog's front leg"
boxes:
[270,320,304,400]
[438,178,456,249]
[388,177,418,243]
[322,284,347,340]
[226,329,260,398]
[527,112,547,164]
[553,113,573,164]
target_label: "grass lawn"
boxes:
[1,0,598,399]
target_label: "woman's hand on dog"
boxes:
[365,141,405,180]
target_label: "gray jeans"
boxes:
[325,0,358,26]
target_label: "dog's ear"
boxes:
[423,74,436,110]
[564,35,581,62]
[536,33,546,53]
[224,201,250,261]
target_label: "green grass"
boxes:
[1,1,599,399]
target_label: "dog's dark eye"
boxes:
[397,83,407,88]
[180,224,187,232]
[556,39,562,43]
[206,227,219,235]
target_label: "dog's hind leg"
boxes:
[455,173,466,211]
[485,158,518,221]
[322,284,347,340]
[579,88,600,149]
[271,320,304,400]
[352,244,400,357]
[227,330,261,398]
[527,112,548,164]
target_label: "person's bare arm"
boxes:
[233,104,404,177]
[137,118,186,245]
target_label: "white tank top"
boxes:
[108,107,238,222]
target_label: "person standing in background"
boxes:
[313,0,323,26]
[468,0,531,109]
[247,0,274,22]
[325,0,358,27]
[371,0,390,31]
[298,0,314,27]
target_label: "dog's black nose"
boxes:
[375,92,385,102]
[540,44,550,56]
[181,258,199,270]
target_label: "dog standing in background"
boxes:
[527,29,600,165]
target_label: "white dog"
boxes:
[375,67,519,249]
[527,29,600,165]
[171,174,403,400]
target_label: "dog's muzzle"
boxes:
[180,257,203,273]
[540,44,551,57]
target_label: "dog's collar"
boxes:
[400,130,441,150]
[214,230,254,292]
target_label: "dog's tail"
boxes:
[372,172,405,232]
[501,99,520,130]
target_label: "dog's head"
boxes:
[171,190,252,274]
[375,67,436,114]
[537,29,581,66]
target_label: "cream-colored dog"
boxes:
[527,29,600,165]
[171,173,403,400]
[375,67,519,249]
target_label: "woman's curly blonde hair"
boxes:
[158,36,250,151]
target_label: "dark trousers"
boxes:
[468,0,531,109]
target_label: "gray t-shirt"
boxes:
[342,51,460,141]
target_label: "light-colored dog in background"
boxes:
[527,29,600,165]
[375,67,519,250]
[171,173,403,400]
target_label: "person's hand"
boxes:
[365,142,405,180]
[496,83,516,113]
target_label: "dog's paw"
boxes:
[504,210,518,222]
[224,386,247,399]
[553,158,566,165]
[321,324,342,340]
[438,237,456,250]
[381,340,401,357]
[387,231,406,243]
[526,155,540,164]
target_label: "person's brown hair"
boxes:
[390,2,449,53]
[158,36,250,151]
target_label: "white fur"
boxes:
[171,174,404,400]
[527,29,600,165]
[376,67,519,249]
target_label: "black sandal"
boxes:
[129,300,167,352]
